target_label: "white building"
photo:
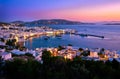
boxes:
[0,41,5,45]
[0,49,5,53]
[1,52,12,60]
[89,52,98,58]
[11,49,26,55]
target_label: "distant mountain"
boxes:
[11,21,25,24]
[23,19,94,26]
[104,23,120,25]
[0,19,94,27]
[10,21,25,26]
[98,21,120,25]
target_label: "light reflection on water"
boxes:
[25,25,120,50]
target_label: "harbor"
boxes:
[1,24,120,62]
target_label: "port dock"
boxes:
[75,33,104,38]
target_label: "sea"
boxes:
[25,24,120,50]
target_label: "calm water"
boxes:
[25,25,120,50]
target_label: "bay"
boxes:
[25,25,120,50]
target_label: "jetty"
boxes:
[75,33,104,38]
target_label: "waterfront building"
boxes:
[1,52,12,60]
[89,52,99,58]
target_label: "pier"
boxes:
[75,33,104,38]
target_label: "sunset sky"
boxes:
[0,0,120,22]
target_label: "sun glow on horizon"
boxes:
[0,0,120,22]
[45,3,120,22]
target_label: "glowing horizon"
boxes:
[0,0,120,22]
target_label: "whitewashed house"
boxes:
[34,52,42,61]
[0,49,5,53]
[11,49,26,55]
[35,53,42,61]
[89,52,98,58]
[1,52,12,60]
[108,58,113,61]
[76,52,81,56]
[0,42,5,45]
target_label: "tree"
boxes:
[99,48,105,54]
[25,53,34,57]
[79,48,84,52]
[42,49,52,64]
[6,39,16,47]
[0,38,5,42]
[58,45,65,51]
[4,58,41,79]
[112,59,119,69]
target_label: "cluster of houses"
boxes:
[0,26,55,42]
[1,45,120,63]
[0,24,120,63]
[0,24,75,44]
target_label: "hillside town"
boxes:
[0,23,120,63]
